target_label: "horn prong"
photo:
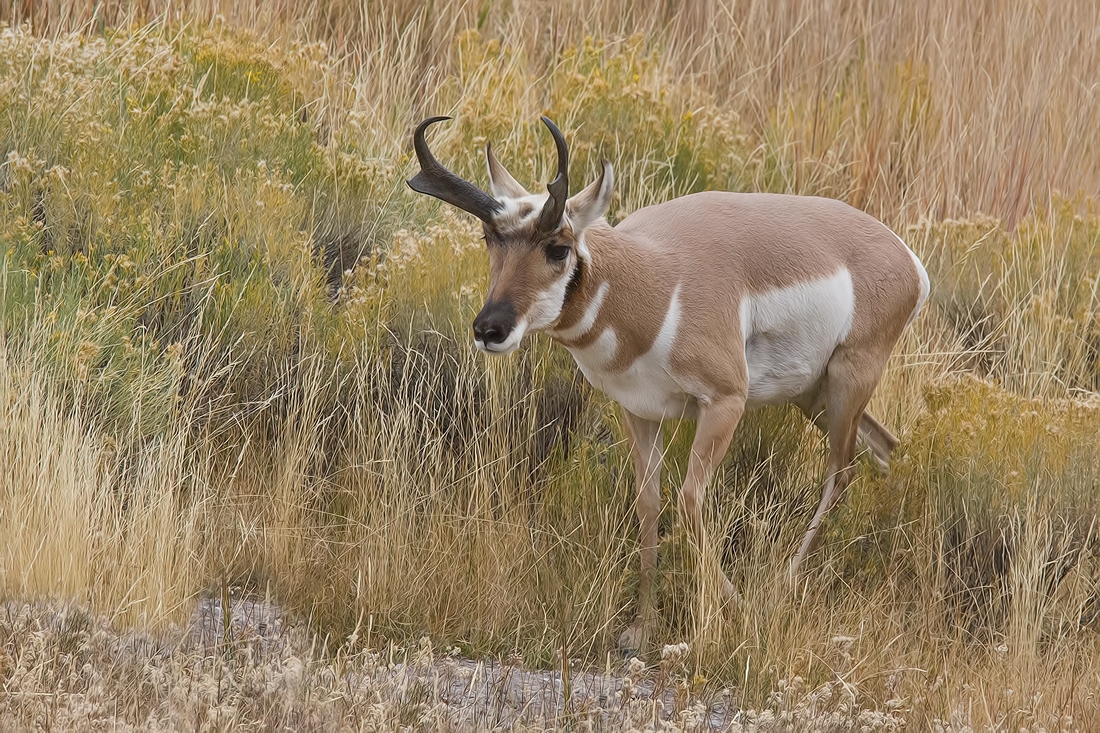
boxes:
[537,116,570,232]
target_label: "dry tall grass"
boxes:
[6,0,1099,226]
[1,1,1099,729]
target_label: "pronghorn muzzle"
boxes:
[472,299,518,351]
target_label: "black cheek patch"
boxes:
[564,259,584,301]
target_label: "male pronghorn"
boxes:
[408,116,929,651]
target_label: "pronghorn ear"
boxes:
[566,160,614,233]
[485,142,531,199]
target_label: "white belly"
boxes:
[742,268,855,407]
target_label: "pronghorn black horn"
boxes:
[537,116,570,233]
[407,116,503,223]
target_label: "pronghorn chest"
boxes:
[566,338,700,421]
[557,286,699,421]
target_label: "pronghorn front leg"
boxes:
[617,410,663,655]
[680,396,746,601]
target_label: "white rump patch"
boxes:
[903,239,930,326]
[741,269,855,407]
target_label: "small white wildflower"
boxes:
[661,641,690,663]
[282,655,304,693]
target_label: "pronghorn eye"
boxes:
[547,245,571,262]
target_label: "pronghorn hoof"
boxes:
[617,623,649,657]
[721,578,743,604]
[785,559,805,588]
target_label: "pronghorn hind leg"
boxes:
[617,410,663,656]
[790,350,881,577]
[857,411,898,475]
[797,394,896,476]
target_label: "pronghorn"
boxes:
[407,116,929,651]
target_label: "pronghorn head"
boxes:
[407,116,614,355]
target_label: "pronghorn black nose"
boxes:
[473,300,517,345]
[474,321,506,344]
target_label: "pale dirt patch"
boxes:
[0,597,906,731]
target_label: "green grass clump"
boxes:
[844,374,1100,643]
[0,23,398,444]
[912,203,1100,395]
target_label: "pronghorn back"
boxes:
[615,191,925,338]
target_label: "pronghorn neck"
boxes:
[544,219,694,421]
[548,221,615,337]
[545,221,670,351]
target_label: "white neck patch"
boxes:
[546,280,608,341]
[650,285,682,361]
[525,266,574,332]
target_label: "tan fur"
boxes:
[554,193,920,383]
[482,223,578,321]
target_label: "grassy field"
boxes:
[1,0,1100,729]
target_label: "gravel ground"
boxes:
[189,593,739,729]
[0,596,906,731]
